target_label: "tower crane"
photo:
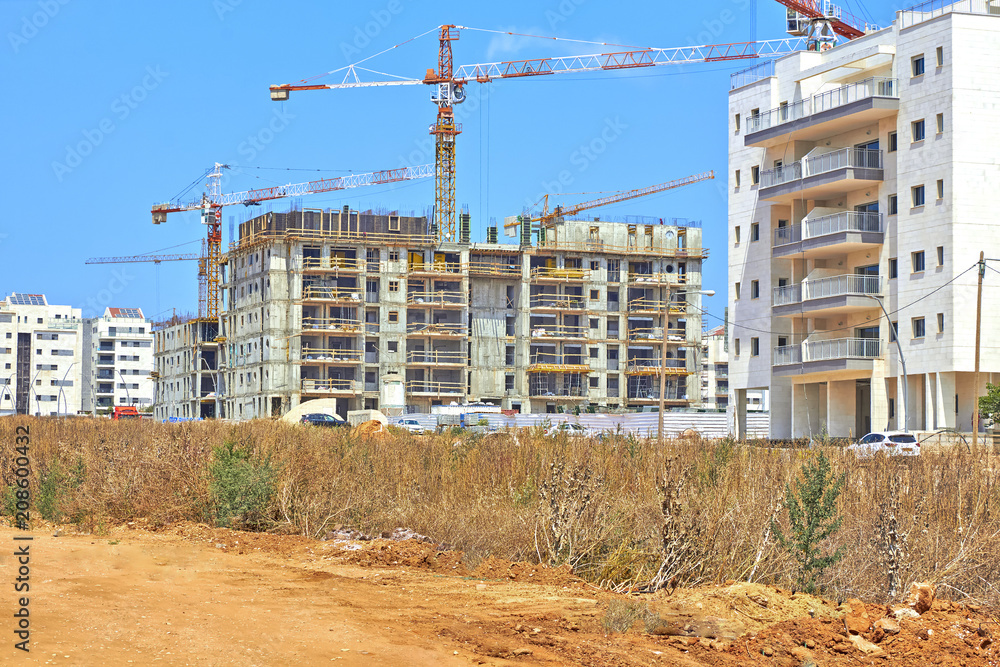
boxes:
[522,171,715,230]
[776,0,875,45]
[268,29,825,243]
[150,163,433,320]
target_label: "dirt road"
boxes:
[0,523,996,666]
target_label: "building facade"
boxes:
[0,293,83,416]
[728,4,1000,438]
[700,324,768,413]
[82,307,154,413]
[152,318,220,420]
[211,207,707,419]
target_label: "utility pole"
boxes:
[973,251,985,447]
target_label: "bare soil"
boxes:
[1,522,997,666]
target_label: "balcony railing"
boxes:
[301,378,359,393]
[899,1,1000,30]
[406,322,466,336]
[405,380,464,395]
[773,224,803,247]
[406,291,467,307]
[774,274,881,305]
[529,266,589,281]
[806,211,883,238]
[529,294,585,309]
[625,359,688,374]
[626,327,687,342]
[627,298,687,313]
[407,261,463,275]
[467,261,522,277]
[302,286,363,301]
[406,350,465,364]
[748,77,898,134]
[773,337,882,366]
[628,272,687,285]
[761,148,882,188]
[302,257,363,271]
[529,325,588,339]
[302,317,363,333]
[300,348,364,363]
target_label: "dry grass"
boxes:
[1,417,998,606]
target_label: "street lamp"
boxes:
[56,362,76,417]
[116,369,132,407]
[859,293,910,433]
[659,288,715,445]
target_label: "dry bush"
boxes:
[1,418,998,606]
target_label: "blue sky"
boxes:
[2,0,902,322]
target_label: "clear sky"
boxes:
[2,0,901,323]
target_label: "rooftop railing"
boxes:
[899,0,1000,29]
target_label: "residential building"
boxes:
[208,207,706,419]
[152,318,220,420]
[728,3,1000,438]
[0,293,83,416]
[81,307,154,413]
[700,324,768,413]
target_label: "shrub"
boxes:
[208,440,278,530]
[772,452,845,594]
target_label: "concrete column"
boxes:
[733,388,747,439]
[936,371,957,430]
[924,373,934,432]
[826,380,854,438]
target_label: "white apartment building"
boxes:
[0,293,83,416]
[728,2,1000,439]
[82,307,154,413]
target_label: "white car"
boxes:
[546,422,603,438]
[395,418,424,434]
[847,431,921,457]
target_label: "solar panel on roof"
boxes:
[9,293,45,306]
[115,307,142,318]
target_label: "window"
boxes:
[734,226,741,245]
[937,312,945,333]
[889,398,895,420]
[734,113,741,133]
[735,282,741,300]
[888,131,897,152]
[387,341,398,353]
[388,216,400,231]
[937,246,944,266]
[388,311,398,323]
[890,321,898,342]
[749,337,759,357]
[912,251,925,272]
[912,55,925,77]
[936,113,944,134]
[589,347,598,359]
[589,318,599,329]
[751,165,760,185]
[912,185,925,207]
[590,289,599,300]
[912,317,925,339]
[590,260,599,271]
[735,169,741,188]
[389,280,399,292]
[912,119,925,142]
[936,179,944,200]
[936,46,944,67]
[750,222,760,242]
[889,258,898,279]
[750,280,760,299]
[505,374,514,391]
[388,250,399,261]
[734,339,741,357]
[589,376,599,389]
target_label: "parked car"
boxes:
[300,413,348,427]
[545,422,599,438]
[395,418,424,434]
[847,431,921,457]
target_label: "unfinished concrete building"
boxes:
[215,207,707,418]
[152,318,220,420]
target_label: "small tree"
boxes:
[978,383,1000,429]
[771,452,846,594]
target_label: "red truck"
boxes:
[112,406,141,420]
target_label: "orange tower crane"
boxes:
[150,163,433,320]
[269,30,822,242]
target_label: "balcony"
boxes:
[625,358,689,375]
[773,337,882,380]
[468,261,522,278]
[746,78,899,148]
[301,378,359,394]
[529,324,587,340]
[302,317,363,335]
[529,266,589,282]
[529,294,585,311]
[773,274,881,319]
[406,291,467,308]
[759,148,883,203]
[302,257,363,272]
[626,298,687,315]
[407,261,464,277]
[626,388,688,404]
[627,272,687,286]
[406,350,465,366]
[299,348,363,364]
[773,211,884,259]
[301,286,363,303]
[626,327,687,344]
[405,380,464,396]
[526,352,589,373]
[406,322,466,337]
[528,380,587,399]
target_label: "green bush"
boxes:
[37,462,67,522]
[208,441,278,530]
